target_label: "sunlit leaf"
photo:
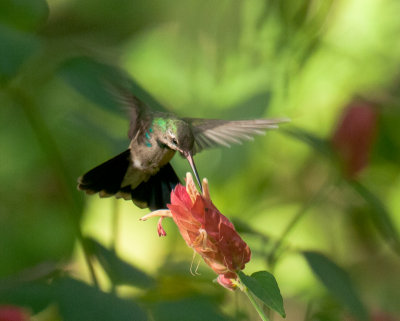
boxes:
[151,297,233,321]
[0,25,40,83]
[238,271,285,318]
[56,277,148,321]
[303,251,369,321]
[86,238,155,289]
[0,0,49,31]
[349,181,400,255]
[58,56,167,114]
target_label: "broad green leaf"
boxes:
[349,181,400,255]
[303,251,369,321]
[152,297,233,321]
[85,238,155,289]
[58,56,167,114]
[0,25,41,83]
[238,271,286,318]
[56,277,148,321]
[0,282,54,313]
[0,0,49,31]
[0,277,148,320]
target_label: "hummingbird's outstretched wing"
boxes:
[108,86,153,139]
[184,118,289,154]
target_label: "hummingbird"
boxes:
[78,90,288,210]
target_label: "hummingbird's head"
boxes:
[156,117,202,192]
[158,118,194,155]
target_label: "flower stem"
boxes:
[242,287,271,321]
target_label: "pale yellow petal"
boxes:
[202,178,210,201]
[185,172,199,203]
[139,209,172,221]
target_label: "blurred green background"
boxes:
[1,0,400,320]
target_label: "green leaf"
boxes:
[238,271,286,318]
[303,251,369,321]
[0,0,49,31]
[0,276,148,320]
[0,24,41,83]
[349,181,400,255]
[58,56,167,114]
[283,127,332,158]
[152,297,233,321]
[86,238,155,289]
[0,282,54,313]
[56,277,148,321]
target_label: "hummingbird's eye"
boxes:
[167,130,178,145]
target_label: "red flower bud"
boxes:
[332,100,378,179]
[141,173,251,289]
[216,273,238,290]
[0,306,30,321]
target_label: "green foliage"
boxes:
[59,57,167,114]
[0,0,48,31]
[0,282,54,314]
[239,271,286,318]
[86,237,155,288]
[151,297,234,321]
[303,251,369,321]
[283,127,333,159]
[56,278,148,321]
[0,277,148,321]
[350,181,400,255]
[0,25,41,83]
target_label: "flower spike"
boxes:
[140,173,251,289]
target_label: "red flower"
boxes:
[140,173,251,289]
[0,306,29,321]
[332,100,378,179]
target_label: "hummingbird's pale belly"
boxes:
[120,133,176,189]
[120,145,175,189]
[129,139,176,174]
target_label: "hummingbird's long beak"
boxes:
[185,152,203,192]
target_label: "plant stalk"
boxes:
[243,287,271,321]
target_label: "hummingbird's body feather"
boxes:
[78,89,288,210]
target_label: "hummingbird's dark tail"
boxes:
[78,150,180,210]
[130,163,180,210]
[78,150,132,197]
